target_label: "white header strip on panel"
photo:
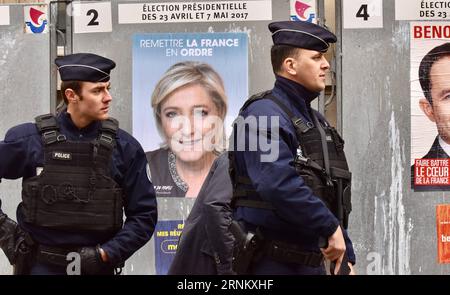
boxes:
[396,0,450,20]
[0,6,10,26]
[118,1,272,24]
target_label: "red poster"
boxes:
[436,205,450,264]
[414,159,450,186]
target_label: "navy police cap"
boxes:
[55,53,116,82]
[269,21,337,52]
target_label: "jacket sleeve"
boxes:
[101,142,158,265]
[203,155,235,274]
[0,124,41,215]
[234,110,339,239]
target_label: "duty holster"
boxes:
[330,167,352,229]
[229,220,263,275]
[0,211,36,274]
[13,234,36,275]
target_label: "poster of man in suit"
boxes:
[411,22,450,191]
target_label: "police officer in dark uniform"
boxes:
[0,53,158,275]
[229,21,355,275]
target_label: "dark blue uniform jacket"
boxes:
[0,111,158,265]
[232,76,355,263]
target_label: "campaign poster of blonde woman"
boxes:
[132,32,248,274]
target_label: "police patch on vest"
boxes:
[52,151,72,160]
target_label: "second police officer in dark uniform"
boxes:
[229,21,355,275]
[0,53,158,275]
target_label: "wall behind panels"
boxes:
[0,3,50,274]
[341,0,450,274]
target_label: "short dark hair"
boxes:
[419,42,450,104]
[60,81,83,104]
[270,45,300,74]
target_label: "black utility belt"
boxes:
[36,244,82,267]
[261,240,324,267]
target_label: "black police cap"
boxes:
[55,53,116,82]
[269,21,337,52]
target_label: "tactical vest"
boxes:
[229,91,352,229]
[21,114,124,233]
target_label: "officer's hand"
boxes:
[79,245,111,275]
[320,226,346,262]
